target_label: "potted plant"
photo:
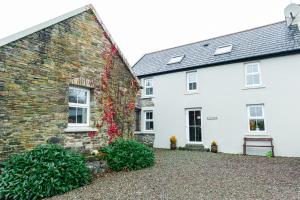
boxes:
[170,136,177,150]
[211,140,218,153]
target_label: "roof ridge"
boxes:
[138,20,286,57]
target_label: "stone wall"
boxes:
[134,133,155,147]
[0,10,137,159]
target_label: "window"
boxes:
[187,72,197,92]
[245,63,261,87]
[144,111,154,131]
[135,109,141,132]
[214,44,233,55]
[167,55,185,65]
[68,86,90,126]
[144,79,153,96]
[247,105,265,132]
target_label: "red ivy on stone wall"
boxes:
[95,31,139,143]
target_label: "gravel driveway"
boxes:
[49,150,300,200]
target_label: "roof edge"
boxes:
[136,49,300,78]
[0,5,90,47]
[0,4,140,86]
[88,5,140,85]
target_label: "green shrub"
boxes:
[0,144,91,200]
[101,138,155,171]
[266,151,273,158]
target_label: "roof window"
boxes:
[214,44,233,55]
[167,55,185,65]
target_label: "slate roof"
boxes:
[132,21,300,77]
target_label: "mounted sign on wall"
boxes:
[207,117,218,120]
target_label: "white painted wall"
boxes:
[140,54,300,157]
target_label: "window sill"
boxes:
[64,127,98,133]
[244,133,270,137]
[242,85,265,90]
[141,96,155,99]
[184,91,199,95]
[143,130,155,133]
[134,131,155,135]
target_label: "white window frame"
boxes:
[167,55,185,65]
[144,110,154,131]
[245,62,262,87]
[144,78,153,97]
[186,71,197,92]
[68,86,90,127]
[247,104,266,133]
[214,44,233,55]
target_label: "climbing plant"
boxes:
[94,30,139,144]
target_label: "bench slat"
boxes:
[244,145,274,147]
[244,138,272,141]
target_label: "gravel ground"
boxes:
[49,150,300,200]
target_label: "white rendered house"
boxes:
[133,7,300,157]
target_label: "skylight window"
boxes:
[167,55,185,65]
[214,44,233,55]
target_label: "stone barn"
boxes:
[0,5,139,160]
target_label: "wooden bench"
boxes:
[243,137,274,157]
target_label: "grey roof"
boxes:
[133,21,300,77]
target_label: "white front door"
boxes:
[186,109,202,143]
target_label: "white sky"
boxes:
[0,0,298,65]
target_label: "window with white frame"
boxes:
[187,72,197,92]
[214,44,233,55]
[167,55,185,65]
[68,86,90,126]
[247,105,265,132]
[245,63,261,87]
[144,79,153,96]
[144,111,154,131]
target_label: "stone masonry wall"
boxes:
[0,10,137,159]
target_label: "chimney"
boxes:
[284,3,300,29]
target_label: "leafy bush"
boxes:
[101,139,155,171]
[0,144,91,200]
[266,151,273,158]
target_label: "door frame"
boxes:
[185,108,203,144]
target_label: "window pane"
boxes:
[249,107,256,117]
[189,83,194,90]
[252,64,259,73]
[196,127,201,142]
[77,108,87,124]
[252,74,260,85]
[192,82,197,90]
[189,111,195,126]
[146,88,153,95]
[246,65,253,73]
[188,73,196,82]
[145,79,152,87]
[77,90,87,104]
[69,88,77,103]
[249,119,257,131]
[189,127,195,141]
[68,107,76,123]
[257,119,265,131]
[146,111,153,120]
[255,106,263,117]
[195,111,201,126]
[146,122,154,130]
[246,75,253,85]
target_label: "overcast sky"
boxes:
[0,0,298,65]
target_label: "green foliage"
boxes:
[0,144,91,200]
[101,138,155,171]
[266,151,273,158]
